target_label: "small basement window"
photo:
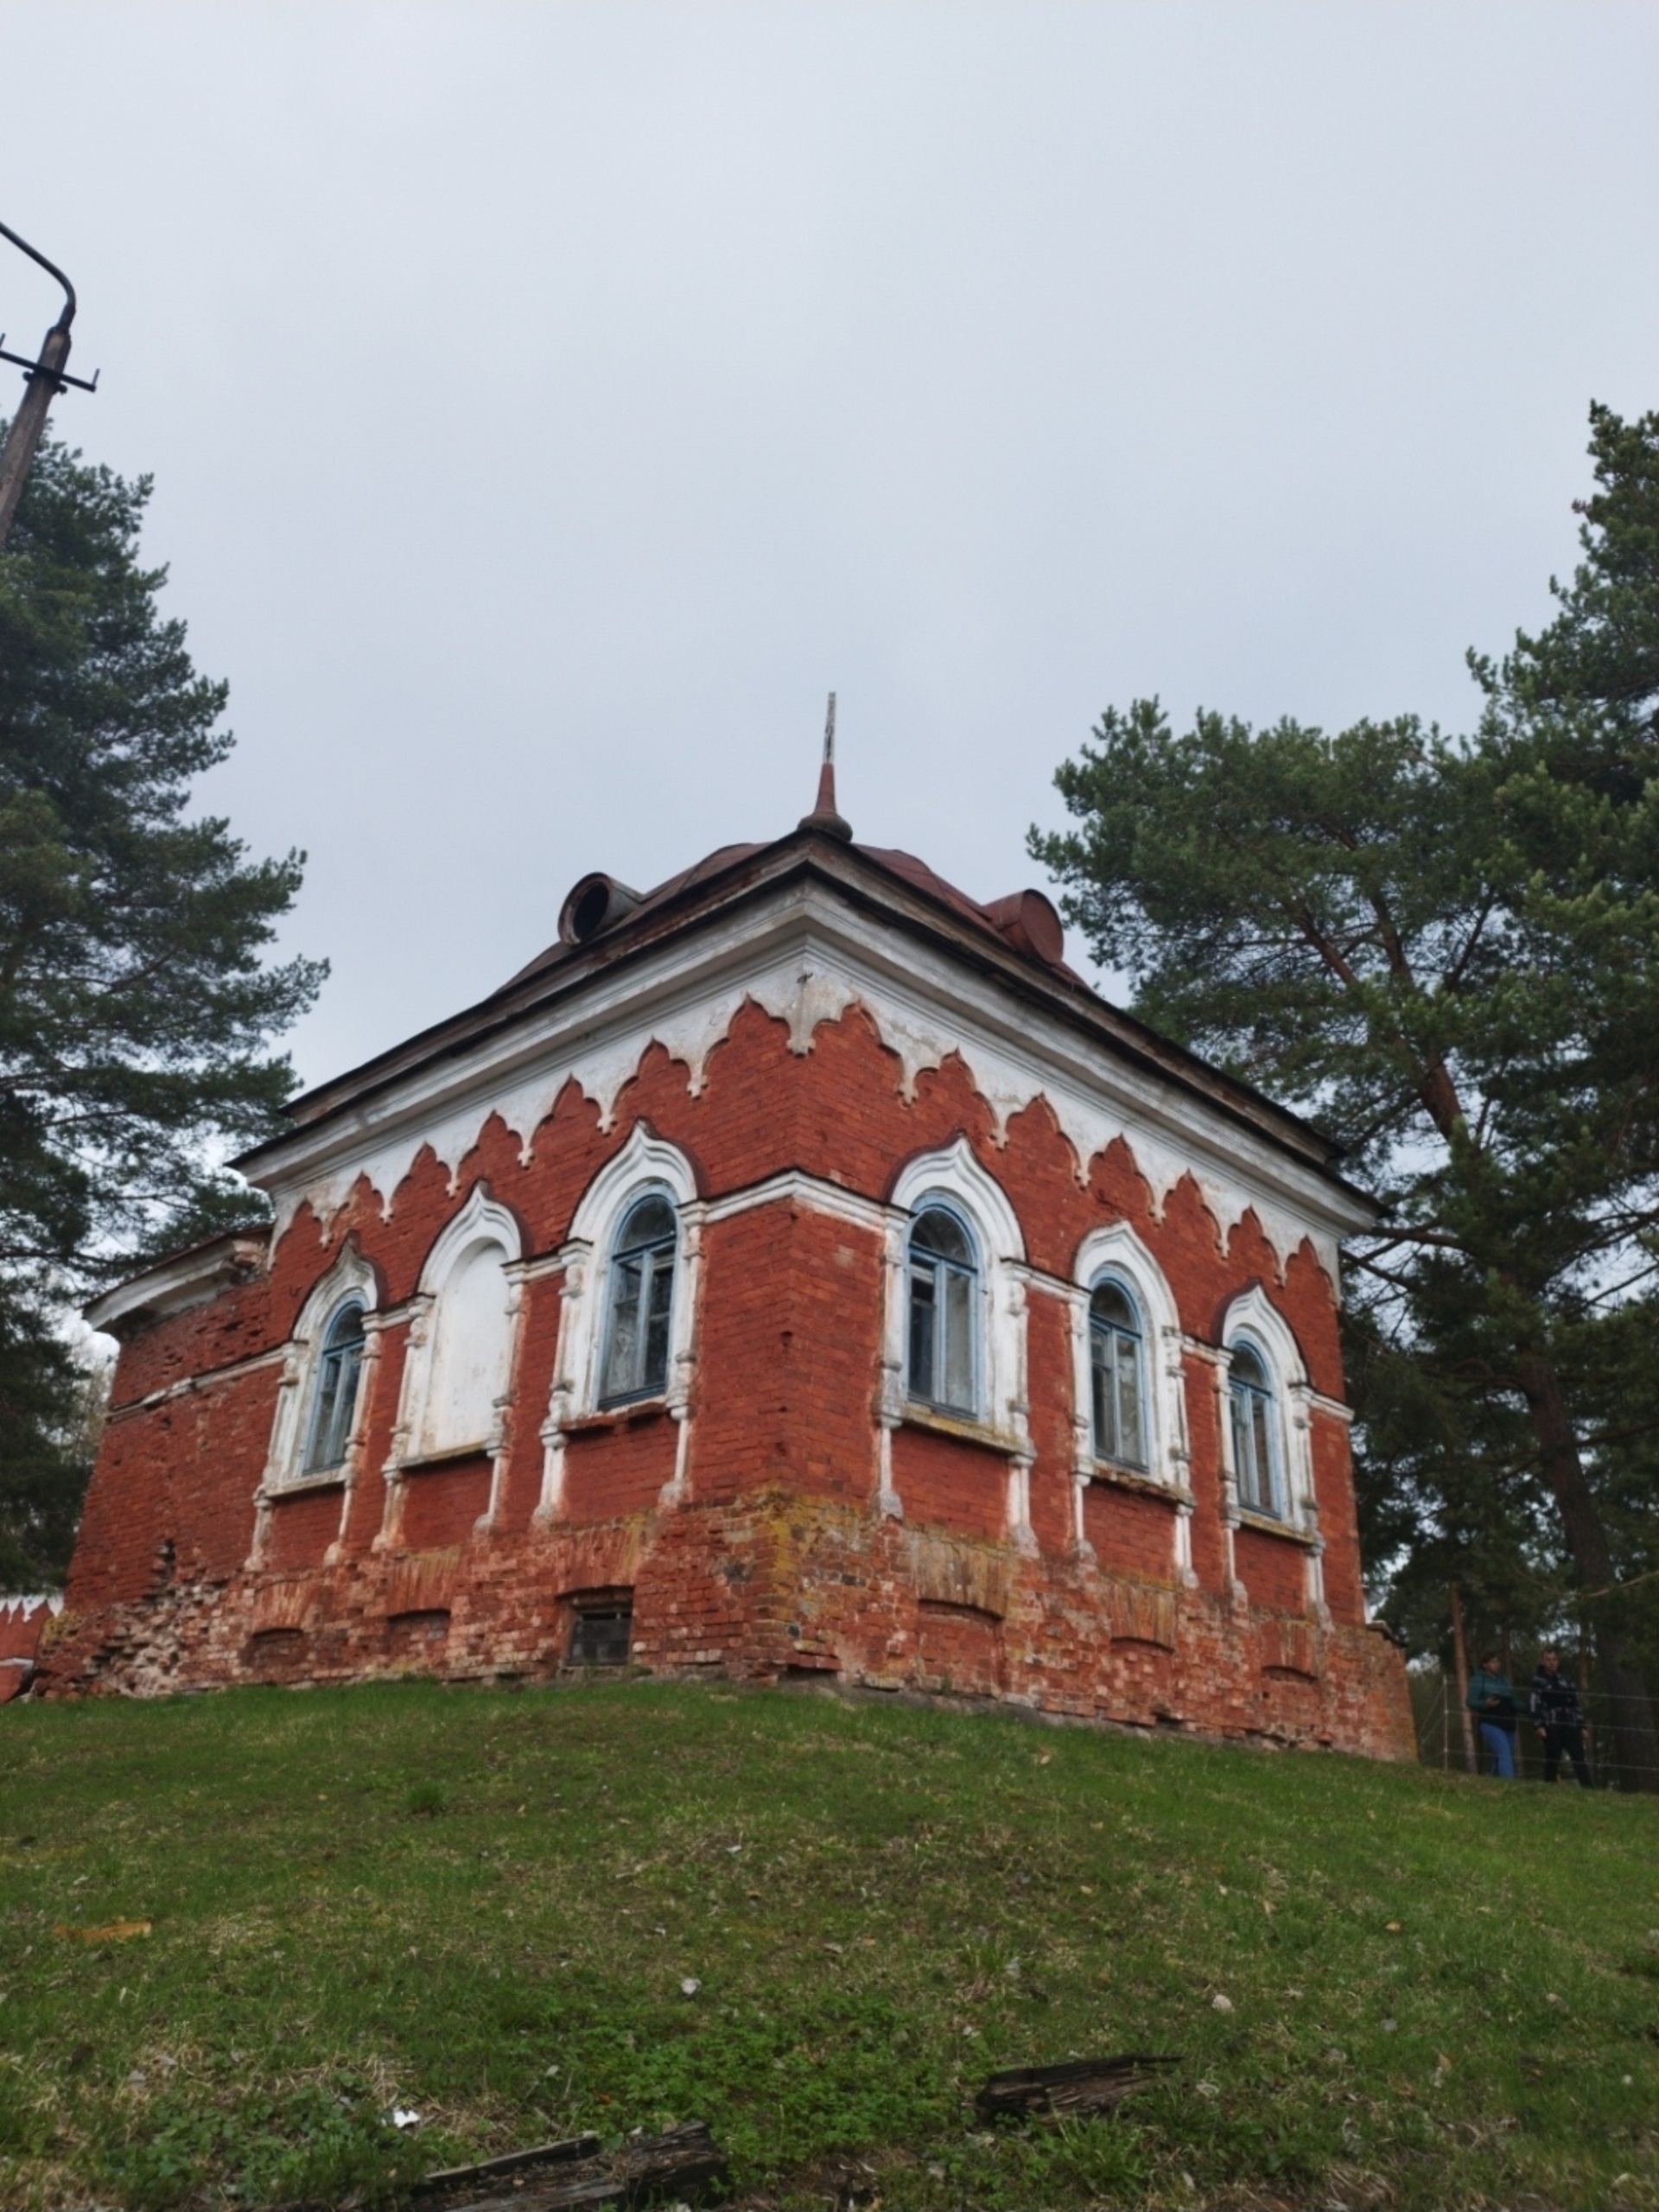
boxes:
[569,1604,633,1668]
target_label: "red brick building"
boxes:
[48,779,1412,1757]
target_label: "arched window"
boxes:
[907,1204,978,1416]
[1089,1279,1146,1469]
[601,1192,678,1406]
[1229,1340,1279,1516]
[302,1300,365,1473]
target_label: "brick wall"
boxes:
[48,999,1414,1763]
[0,1598,58,1701]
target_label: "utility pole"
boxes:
[0,220,99,552]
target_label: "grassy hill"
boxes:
[1,1679,1654,2211]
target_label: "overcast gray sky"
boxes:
[4,2,1656,1090]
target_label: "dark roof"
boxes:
[503,844,768,990]
[500,841,1082,995]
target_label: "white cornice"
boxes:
[86,1236,269,1338]
[702,1169,893,1237]
[246,878,1374,1285]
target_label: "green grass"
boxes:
[1,1680,1656,2210]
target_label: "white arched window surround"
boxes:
[876,1141,1034,1548]
[397,1184,525,1465]
[537,1126,702,1522]
[261,1240,381,1498]
[885,1140,1026,1448]
[1217,1284,1316,1534]
[1069,1224,1185,1488]
[558,1125,701,1425]
[1067,1222,1192,1575]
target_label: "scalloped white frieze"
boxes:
[267,961,1341,1288]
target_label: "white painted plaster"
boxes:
[397,1185,525,1464]
[249,882,1370,1291]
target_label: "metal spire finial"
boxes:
[798,689,852,841]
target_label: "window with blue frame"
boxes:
[601,1193,677,1406]
[1089,1278,1147,1468]
[906,1205,978,1416]
[303,1300,366,1473]
[1228,1341,1279,1516]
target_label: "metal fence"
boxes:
[1408,1662,1657,1789]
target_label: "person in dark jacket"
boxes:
[1466,1650,1519,1777]
[1530,1646,1593,1787]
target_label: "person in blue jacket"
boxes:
[1466,1649,1520,1777]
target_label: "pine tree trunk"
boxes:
[1517,1348,1659,1791]
[1447,1580,1477,1773]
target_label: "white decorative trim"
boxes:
[1217,1284,1325,1617]
[881,1139,1032,1541]
[248,880,1370,1287]
[1067,1221,1193,1581]
[0,1594,61,1621]
[515,1249,570,1285]
[416,1183,525,1298]
[568,1123,699,1249]
[702,1168,893,1237]
[379,1185,525,1543]
[1307,1388,1356,1427]
[537,1127,702,1521]
[251,1243,378,1567]
[86,1236,268,1336]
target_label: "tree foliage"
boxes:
[1033,403,1659,1786]
[0,433,323,1583]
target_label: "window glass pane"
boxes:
[1115,1331,1145,1464]
[1230,1343,1267,1390]
[1250,1392,1275,1514]
[619,1195,676,1251]
[603,1253,645,1402]
[642,1249,674,1395]
[601,1196,677,1405]
[907,1262,937,1402]
[326,1303,365,1352]
[1230,1382,1255,1506]
[912,1207,972,1267]
[1090,1281,1136,1333]
[942,1264,975,1413]
[1090,1325,1116,1458]
[307,1351,344,1471]
[327,1343,364,1465]
[305,1305,365,1471]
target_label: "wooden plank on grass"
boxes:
[974,2054,1178,2120]
[428,2121,728,2210]
[417,2133,603,2193]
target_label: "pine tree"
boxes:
[0,434,323,1584]
[1033,404,1659,1789]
